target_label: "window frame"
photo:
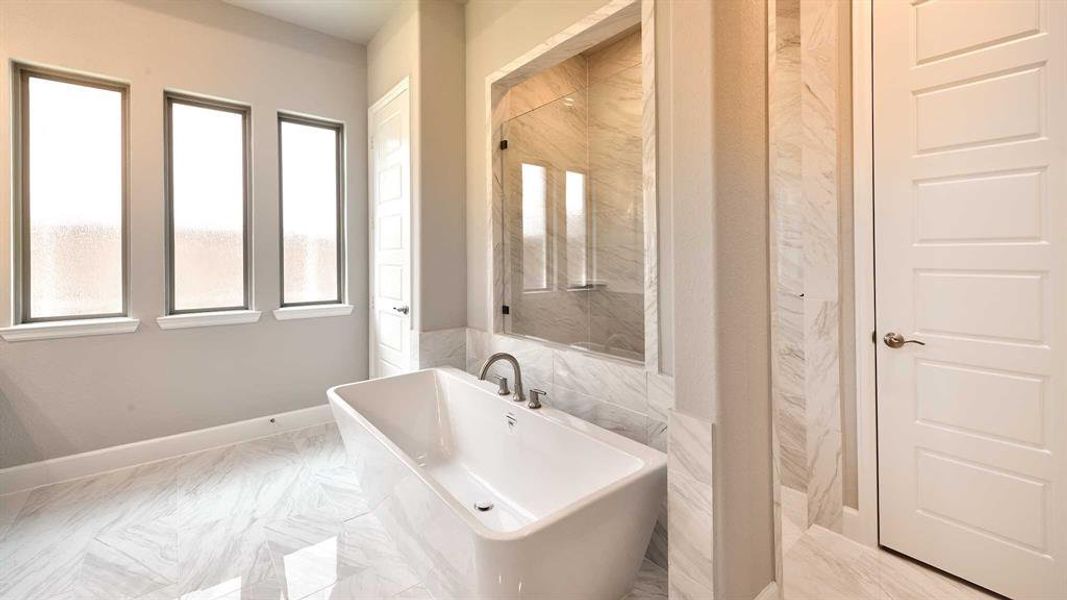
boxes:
[163,91,253,316]
[13,63,131,324]
[276,112,346,308]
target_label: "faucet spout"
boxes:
[478,352,525,403]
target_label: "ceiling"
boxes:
[221,0,402,44]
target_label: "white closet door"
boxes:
[874,1,1066,597]
[369,82,412,378]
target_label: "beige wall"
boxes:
[0,0,368,467]
[417,0,467,332]
[368,0,418,104]
[368,0,466,334]
[709,0,775,596]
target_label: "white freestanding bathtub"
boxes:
[327,368,666,599]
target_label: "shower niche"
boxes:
[494,22,652,364]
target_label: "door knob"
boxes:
[392,305,410,315]
[883,332,925,349]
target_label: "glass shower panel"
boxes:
[500,27,644,362]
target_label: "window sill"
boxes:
[156,310,262,330]
[273,304,354,321]
[0,317,141,342]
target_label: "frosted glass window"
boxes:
[564,170,588,288]
[166,97,249,313]
[21,72,125,321]
[521,163,548,291]
[280,117,342,305]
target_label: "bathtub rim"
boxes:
[326,367,667,543]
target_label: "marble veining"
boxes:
[416,328,467,370]
[486,0,660,373]
[666,410,714,598]
[770,0,809,497]
[799,0,846,531]
[499,27,646,362]
[770,0,850,537]
[781,490,996,600]
[0,423,666,600]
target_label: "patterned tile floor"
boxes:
[781,489,998,600]
[0,424,667,600]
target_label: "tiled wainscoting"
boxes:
[417,327,671,568]
[666,411,715,599]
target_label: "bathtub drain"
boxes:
[474,500,495,512]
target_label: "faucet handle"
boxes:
[528,388,546,409]
[496,376,511,396]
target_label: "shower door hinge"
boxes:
[500,139,509,150]
[502,304,510,315]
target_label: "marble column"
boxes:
[801,0,844,532]
[667,410,715,599]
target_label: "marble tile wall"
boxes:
[800,0,844,533]
[504,55,588,121]
[666,410,714,599]
[465,327,669,568]
[769,0,850,535]
[588,37,645,355]
[415,328,467,370]
[499,28,646,362]
[770,0,808,496]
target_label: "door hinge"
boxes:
[502,304,510,315]
[499,139,508,150]
[871,330,877,344]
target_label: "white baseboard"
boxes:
[755,581,780,600]
[0,404,333,495]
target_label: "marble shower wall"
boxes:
[464,327,670,568]
[502,55,591,347]
[771,0,807,495]
[501,28,645,361]
[769,0,851,532]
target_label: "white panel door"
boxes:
[369,82,412,378]
[874,1,1066,598]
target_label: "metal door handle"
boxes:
[392,305,410,315]
[883,332,925,348]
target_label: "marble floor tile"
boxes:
[783,498,997,600]
[291,425,348,474]
[264,511,417,600]
[176,513,279,600]
[0,423,662,600]
[71,511,179,599]
[623,559,668,600]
